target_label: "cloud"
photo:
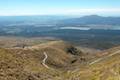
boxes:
[55,8,120,15]
[0,8,120,16]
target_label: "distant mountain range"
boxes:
[1,15,120,26]
[58,15,120,26]
[0,15,70,25]
[0,15,120,31]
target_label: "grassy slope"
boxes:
[0,41,82,80]
[0,41,120,80]
[65,47,120,80]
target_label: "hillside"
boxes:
[0,40,120,80]
[68,46,120,80]
[0,41,88,80]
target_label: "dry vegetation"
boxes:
[0,37,120,80]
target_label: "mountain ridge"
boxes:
[58,15,120,25]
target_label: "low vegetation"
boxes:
[0,40,120,80]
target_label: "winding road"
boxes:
[42,52,50,69]
[89,50,120,65]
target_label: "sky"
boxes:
[0,0,120,16]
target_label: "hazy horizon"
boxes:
[0,14,120,18]
[0,0,120,16]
